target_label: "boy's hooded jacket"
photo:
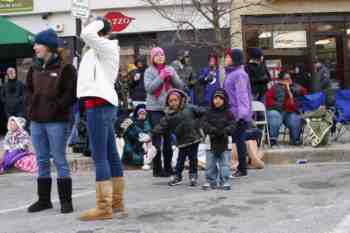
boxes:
[201,89,236,154]
[152,89,205,148]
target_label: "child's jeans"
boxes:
[205,151,231,185]
[175,143,199,180]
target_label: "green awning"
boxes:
[0,16,34,45]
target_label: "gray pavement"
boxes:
[1,163,350,233]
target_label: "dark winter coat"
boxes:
[25,55,77,123]
[1,79,25,117]
[130,59,147,101]
[200,88,236,154]
[245,62,271,99]
[153,89,205,148]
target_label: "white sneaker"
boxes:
[142,165,151,170]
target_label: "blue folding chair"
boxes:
[300,92,326,113]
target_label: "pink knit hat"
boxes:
[150,47,165,64]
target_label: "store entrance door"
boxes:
[312,32,346,87]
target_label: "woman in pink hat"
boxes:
[144,47,184,177]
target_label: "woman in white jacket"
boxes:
[77,17,126,221]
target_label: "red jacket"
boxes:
[266,83,307,113]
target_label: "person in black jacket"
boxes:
[200,88,236,190]
[245,48,271,101]
[1,67,25,118]
[153,88,205,187]
[129,56,147,102]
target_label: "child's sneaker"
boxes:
[168,176,182,186]
[202,182,217,190]
[142,164,151,170]
[189,178,197,187]
[221,183,231,191]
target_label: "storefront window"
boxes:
[244,23,309,79]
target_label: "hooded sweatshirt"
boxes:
[201,89,236,154]
[152,89,205,148]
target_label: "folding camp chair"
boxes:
[252,101,271,147]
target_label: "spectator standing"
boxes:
[26,29,77,214]
[201,89,236,190]
[1,67,25,118]
[144,47,184,177]
[171,50,196,97]
[245,48,271,101]
[195,53,220,106]
[152,89,205,187]
[130,56,148,102]
[313,60,335,107]
[77,18,126,221]
[224,49,253,178]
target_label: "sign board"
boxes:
[71,0,89,19]
[273,31,307,49]
[0,0,33,13]
[105,12,135,32]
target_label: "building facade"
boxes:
[231,0,350,87]
[1,0,230,73]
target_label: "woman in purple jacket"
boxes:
[224,49,253,177]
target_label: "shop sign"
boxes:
[265,59,282,81]
[0,0,33,13]
[71,0,90,19]
[273,31,307,49]
[105,12,135,32]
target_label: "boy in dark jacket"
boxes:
[201,89,236,190]
[153,89,205,187]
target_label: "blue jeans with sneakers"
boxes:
[205,151,230,186]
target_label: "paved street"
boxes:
[1,163,350,233]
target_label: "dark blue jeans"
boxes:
[86,105,123,181]
[175,143,199,179]
[149,111,173,175]
[31,122,70,178]
[232,120,249,173]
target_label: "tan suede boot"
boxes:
[79,180,113,221]
[112,177,128,216]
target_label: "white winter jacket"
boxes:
[77,20,119,106]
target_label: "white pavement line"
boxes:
[0,190,95,215]
[333,213,350,233]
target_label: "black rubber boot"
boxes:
[57,178,74,214]
[28,178,53,213]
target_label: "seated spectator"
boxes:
[0,116,37,174]
[120,104,153,167]
[266,71,307,146]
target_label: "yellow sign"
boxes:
[0,0,33,13]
